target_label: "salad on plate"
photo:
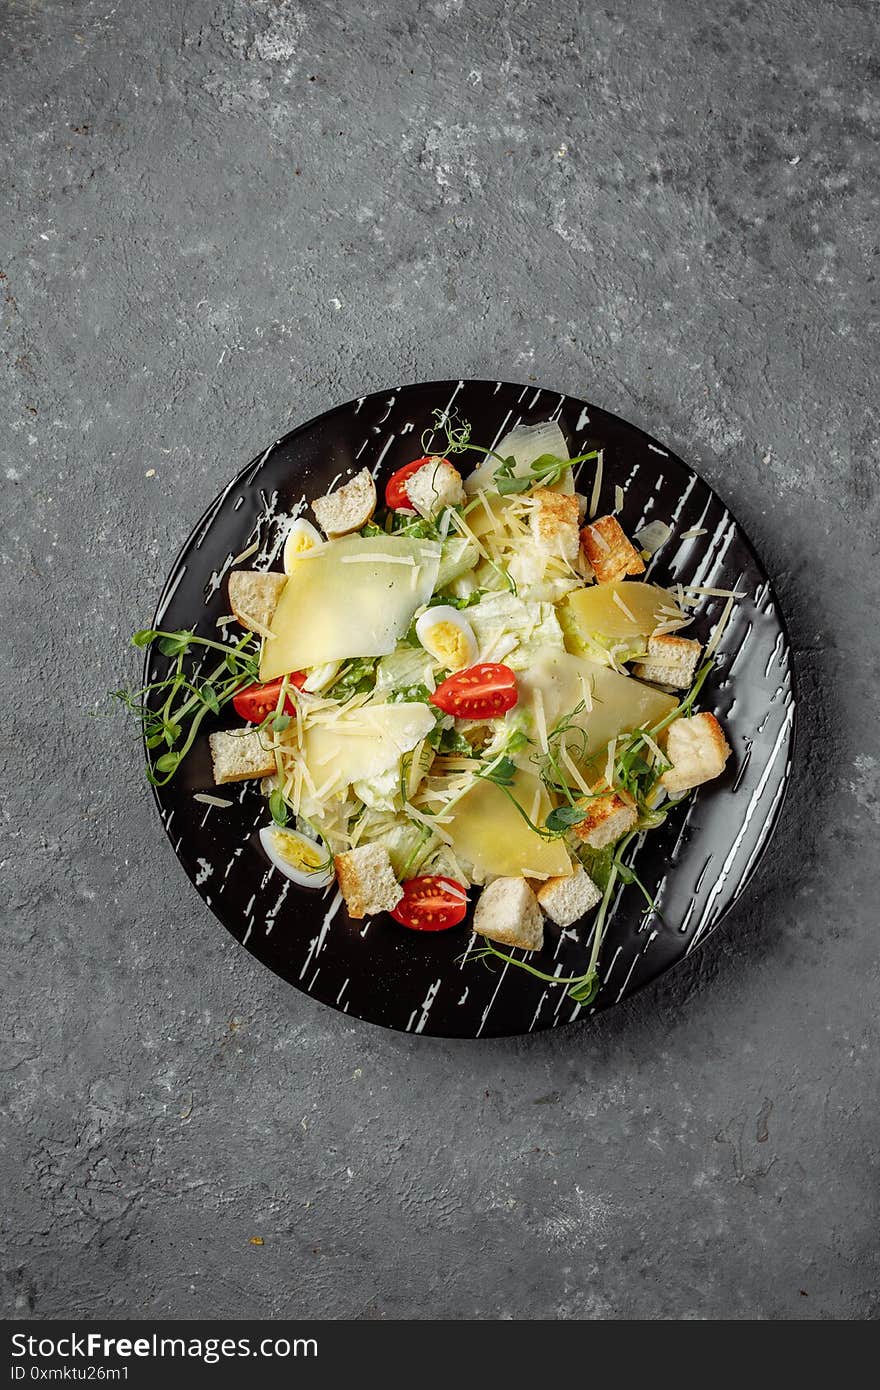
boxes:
[120,413,735,1006]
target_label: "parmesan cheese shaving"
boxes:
[193,793,234,808]
[560,741,592,797]
[447,507,490,561]
[404,803,455,843]
[704,594,736,660]
[681,585,745,599]
[604,738,616,789]
[680,527,708,539]
[231,540,260,566]
[246,616,278,642]
[589,450,604,519]
[635,520,672,554]
[614,485,624,513]
[612,589,637,623]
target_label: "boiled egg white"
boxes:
[258,825,334,889]
[415,605,477,671]
[283,517,324,573]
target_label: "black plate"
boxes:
[146,380,795,1037]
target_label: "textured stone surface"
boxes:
[2,0,878,1321]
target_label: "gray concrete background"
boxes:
[1,0,878,1321]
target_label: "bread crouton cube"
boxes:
[334,844,403,919]
[534,866,602,927]
[227,570,287,635]
[404,458,466,517]
[208,729,277,785]
[633,634,702,689]
[573,793,638,849]
[472,877,544,952]
[660,712,731,793]
[529,488,580,561]
[580,515,646,584]
[311,468,377,537]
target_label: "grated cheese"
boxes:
[404,803,454,843]
[604,737,616,789]
[447,507,490,561]
[681,585,745,599]
[680,527,708,539]
[231,540,260,566]
[589,450,604,519]
[635,520,672,555]
[193,793,233,808]
[612,589,637,624]
[614,485,624,514]
[560,741,592,797]
[215,614,236,627]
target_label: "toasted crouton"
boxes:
[227,570,287,635]
[573,793,638,849]
[404,458,466,517]
[334,844,403,918]
[535,866,602,928]
[208,729,277,785]
[472,877,544,952]
[633,634,702,689]
[580,515,646,584]
[311,468,377,537]
[530,488,580,561]
[661,712,731,793]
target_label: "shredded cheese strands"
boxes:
[604,737,616,790]
[231,540,260,566]
[680,527,708,540]
[245,616,278,642]
[560,740,592,798]
[614,485,624,514]
[589,449,604,519]
[447,506,491,562]
[635,520,672,555]
[611,589,637,624]
[703,593,736,661]
[681,584,745,599]
[193,793,233,808]
[404,802,455,843]
[215,614,236,627]
[640,731,667,766]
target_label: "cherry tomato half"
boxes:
[390,876,469,931]
[384,455,448,512]
[233,672,305,723]
[429,663,518,719]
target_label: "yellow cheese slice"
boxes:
[447,770,572,882]
[302,702,435,796]
[559,582,682,653]
[517,650,678,761]
[260,535,441,680]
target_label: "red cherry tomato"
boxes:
[429,663,518,719]
[390,876,469,931]
[384,455,448,512]
[233,672,305,723]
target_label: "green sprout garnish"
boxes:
[112,628,261,786]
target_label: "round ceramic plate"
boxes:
[146,380,795,1038]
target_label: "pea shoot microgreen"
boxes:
[423,407,599,496]
[113,628,261,787]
